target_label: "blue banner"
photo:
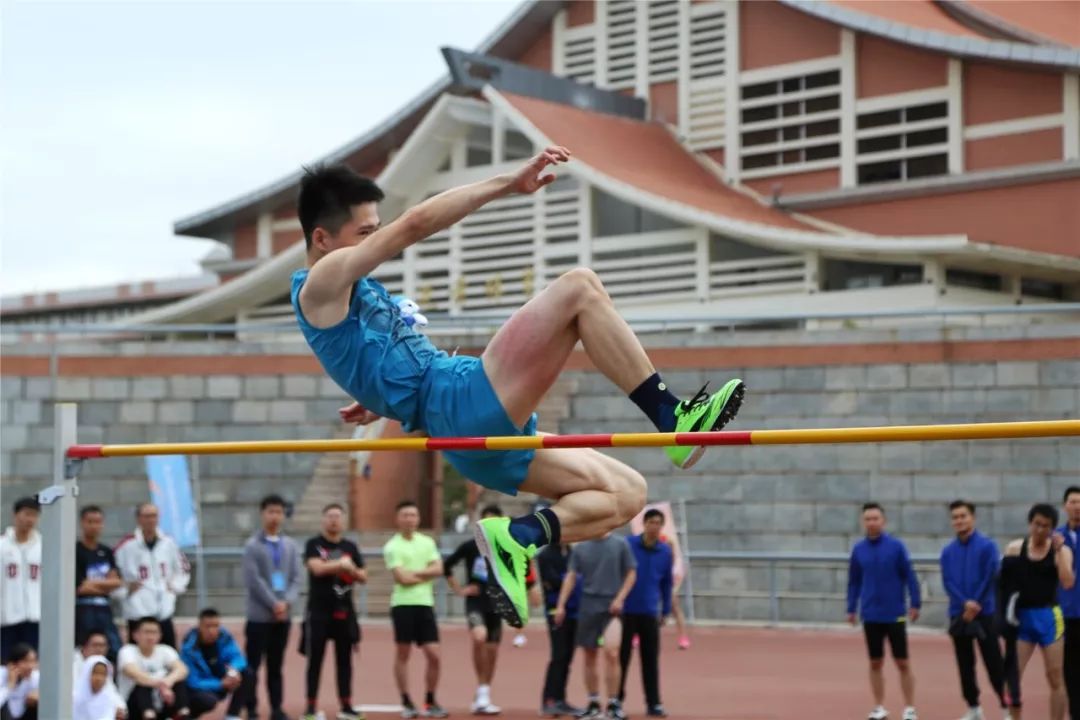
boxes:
[145,455,200,549]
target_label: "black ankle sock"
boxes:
[629,373,680,432]
[402,694,413,708]
[425,692,436,705]
[508,507,561,548]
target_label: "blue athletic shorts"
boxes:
[1017,606,1064,647]
[420,355,537,495]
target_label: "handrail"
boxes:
[189,545,943,627]
[3,302,1078,337]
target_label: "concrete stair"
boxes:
[289,422,386,533]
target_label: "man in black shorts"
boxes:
[444,505,505,715]
[383,500,447,719]
[555,533,636,720]
[846,503,921,720]
[302,503,366,720]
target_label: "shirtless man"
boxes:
[291,148,744,627]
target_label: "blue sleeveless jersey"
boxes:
[290,269,447,432]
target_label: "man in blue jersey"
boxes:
[1058,485,1080,720]
[847,502,921,720]
[940,500,1007,720]
[290,152,745,629]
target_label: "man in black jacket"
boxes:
[444,505,505,715]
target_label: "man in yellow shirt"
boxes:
[383,501,446,719]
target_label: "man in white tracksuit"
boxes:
[0,497,42,660]
[112,503,190,648]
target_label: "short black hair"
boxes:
[80,629,108,645]
[862,502,884,515]
[643,508,665,523]
[949,500,975,515]
[198,607,220,621]
[133,616,160,632]
[261,494,286,511]
[80,505,103,518]
[480,504,503,517]
[1064,485,1080,503]
[298,164,384,250]
[322,503,345,514]
[1029,503,1059,525]
[396,500,418,512]
[5,643,34,664]
[13,497,39,514]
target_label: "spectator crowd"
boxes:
[2,487,1078,720]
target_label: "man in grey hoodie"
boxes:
[242,494,303,720]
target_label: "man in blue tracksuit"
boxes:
[618,508,674,718]
[180,608,254,719]
[847,502,921,720]
[940,499,1007,719]
[1058,485,1080,720]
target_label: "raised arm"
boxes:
[301,147,570,304]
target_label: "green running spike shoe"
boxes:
[666,378,746,469]
[474,516,536,628]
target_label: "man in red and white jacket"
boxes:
[1,497,42,660]
[113,503,190,648]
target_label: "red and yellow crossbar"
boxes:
[65,420,1080,459]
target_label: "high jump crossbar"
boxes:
[66,419,1080,458]
[36,409,1080,720]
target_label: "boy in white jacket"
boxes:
[0,498,42,660]
[112,504,190,649]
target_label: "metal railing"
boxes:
[3,302,1078,340]
[186,546,940,627]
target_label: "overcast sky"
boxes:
[0,0,519,296]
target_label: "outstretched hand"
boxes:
[339,401,381,425]
[508,145,571,195]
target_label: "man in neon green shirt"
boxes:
[383,500,446,719]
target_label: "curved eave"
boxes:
[781,0,1080,70]
[942,1,1070,47]
[484,86,969,259]
[173,78,446,238]
[173,0,554,239]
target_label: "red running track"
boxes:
[184,621,1051,720]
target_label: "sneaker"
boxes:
[606,700,628,720]
[666,379,746,469]
[555,702,583,717]
[424,703,450,718]
[513,632,527,647]
[677,635,690,650]
[868,707,888,720]
[471,702,501,715]
[402,708,420,720]
[902,709,918,720]
[301,713,319,720]
[271,711,294,720]
[578,701,603,719]
[339,707,366,720]
[958,708,983,720]
[475,516,536,628]
[646,706,667,718]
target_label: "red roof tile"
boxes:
[499,92,817,233]
[965,0,1080,48]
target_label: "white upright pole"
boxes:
[38,403,79,720]
[191,455,208,611]
[678,497,696,624]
